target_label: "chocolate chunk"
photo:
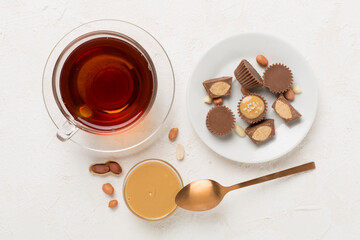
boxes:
[234,59,263,89]
[203,76,232,99]
[245,119,275,144]
[206,106,235,136]
[263,63,293,93]
[272,94,301,123]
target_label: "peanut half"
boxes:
[292,85,302,94]
[168,128,179,141]
[102,183,114,195]
[176,144,185,160]
[256,55,268,67]
[203,95,212,104]
[234,124,246,137]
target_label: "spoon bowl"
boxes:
[175,179,227,211]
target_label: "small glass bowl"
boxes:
[42,20,175,152]
[123,159,183,221]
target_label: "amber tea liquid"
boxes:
[59,36,155,132]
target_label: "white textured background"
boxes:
[0,0,359,239]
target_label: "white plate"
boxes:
[187,33,318,163]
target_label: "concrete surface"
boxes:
[0,0,359,239]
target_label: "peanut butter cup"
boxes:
[263,63,293,93]
[206,106,235,136]
[272,94,301,123]
[237,93,267,124]
[245,119,275,144]
[203,76,232,99]
[234,60,263,89]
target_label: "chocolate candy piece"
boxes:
[237,93,267,124]
[206,105,235,136]
[263,63,293,93]
[234,59,263,89]
[245,119,275,144]
[203,76,232,99]
[272,94,301,123]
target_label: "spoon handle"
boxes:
[227,162,315,192]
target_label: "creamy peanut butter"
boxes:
[124,161,182,220]
[274,100,292,119]
[240,96,265,119]
[252,126,272,141]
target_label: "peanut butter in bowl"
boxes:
[123,159,182,220]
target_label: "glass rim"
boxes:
[122,159,183,221]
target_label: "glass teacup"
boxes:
[43,20,174,152]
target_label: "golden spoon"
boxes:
[175,162,315,211]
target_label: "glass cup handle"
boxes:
[57,121,78,141]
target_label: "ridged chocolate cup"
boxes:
[206,106,235,136]
[263,63,293,93]
[237,93,267,124]
[234,59,263,89]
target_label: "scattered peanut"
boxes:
[102,183,114,195]
[284,89,295,101]
[256,55,268,67]
[168,128,179,141]
[203,95,212,104]
[108,200,118,208]
[292,85,302,94]
[91,164,110,174]
[234,124,246,137]
[108,162,122,174]
[90,161,122,175]
[176,144,185,160]
[241,87,251,96]
[213,97,223,105]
